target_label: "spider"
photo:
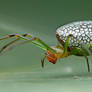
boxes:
[0,21,92,72]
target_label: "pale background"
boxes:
[0,0,92,92]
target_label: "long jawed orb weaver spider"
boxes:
[0,21,92,72]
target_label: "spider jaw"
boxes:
[46,46,66,64]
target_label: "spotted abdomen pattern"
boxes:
[56,21,92,47]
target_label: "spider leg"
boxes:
[63,34,91,72]
[84,56,90,72]
[63,34,92,55]
[56,33,92,55]
[0,34,21,41]
[0,34,56,54]
[8,37,55,53]
[0,34,31,41]
[70,34,92,56]
[0,38,19,53]
[0,34,29,54]
[60,34,72,57]
[41,53,57,68]
[0,34,45,54]
[41,55,46,68]
[58,34,91,72]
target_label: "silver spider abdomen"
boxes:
[56,21,92,47]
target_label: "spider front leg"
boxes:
[0,34,56,54]
[0,34,31,54]
[0,34,44,54]
[11,37,56,53]
[0,34,28,41]
[0,34,57,68]
[2,36,56,67]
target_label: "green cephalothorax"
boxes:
[0,21,92,72]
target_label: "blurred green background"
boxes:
[0,0,92,92]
